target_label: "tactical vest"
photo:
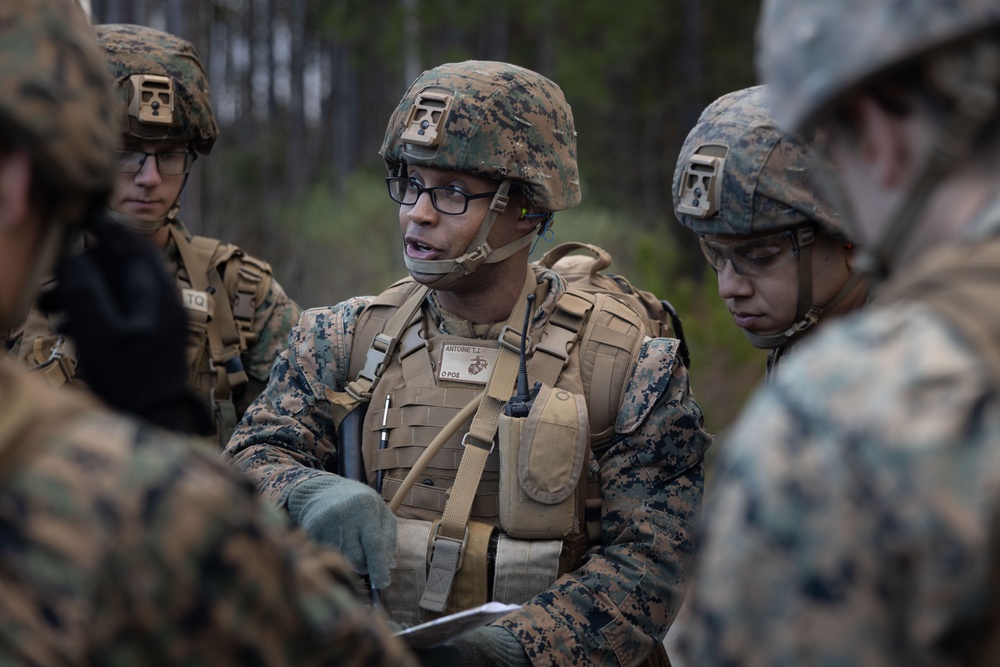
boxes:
[13,225,273,448]
[338,268,648,626]
[536,241,691,369]
[169,226,273,445]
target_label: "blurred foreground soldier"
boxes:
[673,85,868,379]
[0,1,416,664]
[6,23,300,446]
[227,60,711,666]
[680,1,1000,665]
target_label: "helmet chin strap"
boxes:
[403,179,538,289]
[107,199,181,236]
[742,225,863,349]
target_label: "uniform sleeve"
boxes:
[235,275,302,416]
[92,427,417,667]
[499,337,712,666]
[224,298,369,507]
[244,276,301,383]
[677,309,1000,666]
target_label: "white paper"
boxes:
[394,601,521,648]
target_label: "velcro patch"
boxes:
[437,343,499,385]
[181,288,210,314]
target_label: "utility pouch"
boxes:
[499,383,589,539]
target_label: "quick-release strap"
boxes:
[402,180,519,290]
[419,266,537,612]
[343,284,429,407]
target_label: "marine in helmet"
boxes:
[5,23,301,447]
[673,85,868,378]
[226,60,711,666]
[680,1,1000,664]
[0,1,415,664]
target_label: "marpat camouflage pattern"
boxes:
[672,85,848,241]
[95,22,219,153]
[757,0,1000,132]
[226,266,712,667]
[678,181,1000,666]
[381,60,580,212]
[0,359,416,666]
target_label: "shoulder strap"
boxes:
[218,248,273,350]
[175,232,247,378]
[344,280,428,405]
[420,266,537,613]
[527,287,645,445]
[172,227,217,293]
[536,241,691,368]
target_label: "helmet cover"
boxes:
[95,23,218,154]
[673,85,851,241]
[757,0,1000,132]
[381,60,580,212]
[0,0,116,199]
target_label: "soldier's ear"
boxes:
[853,94,910,189]
[0,150,32,231]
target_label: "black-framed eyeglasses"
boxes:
[386,177,497,215]
[699,228,801,277]
[116,149,196,176]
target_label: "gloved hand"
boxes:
[39,209,212,435]
[413,626,529,667]
[287,474,397,590]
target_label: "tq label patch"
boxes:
[181,288,210,314]
[438,343,499,385]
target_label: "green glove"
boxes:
[286,474,397,589]
[413,626,529,667]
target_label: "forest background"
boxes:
[89,0,768,439]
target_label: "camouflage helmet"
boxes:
[674,86,864,351]
[757,0,1000,133]
[673,86,850,242]
[95,24,218,154]
[0,0,116,200]
[380,60,580,212]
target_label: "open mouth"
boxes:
[405,236,441,259]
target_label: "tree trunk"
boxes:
[287,0,306,197]
[238,0,255,145]
[401,0,421,86]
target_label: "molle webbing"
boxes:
[218,245,271,350]
[347,274,645,617]
[171,229,270,444]
[875,235,1000,385]
[419,268,538,612]
[353,280,643,521]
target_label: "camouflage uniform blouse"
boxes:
[226,267,712,666]
[0,360,415,666]
[679,215,1000,665]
